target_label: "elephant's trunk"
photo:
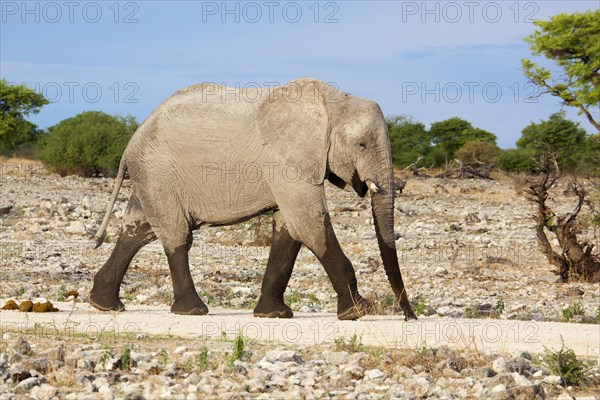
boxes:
[370,178,417,321]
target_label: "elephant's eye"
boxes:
[358,142,367,150]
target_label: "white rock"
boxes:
[174,346,188,354]
[82,196,93,209]
[300,377,315,387]
[17,377,39,391]
[434,266,448,276]
[326,351,349,365]
[93,376,109,389]
[365,368,385,380]
[187,384,198,393]
[65,221,86,235]
[542,375,563,385]
[512,372,531,387]
[98,385,112,398]
[136,294,149,303]
[492,357,507,374]
[491,383,506,393]
[30,383,57,399]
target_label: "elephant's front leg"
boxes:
[275,186,373,320]
[310,212,374,320]
[254,211,302,318]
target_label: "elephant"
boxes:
[89,78,417,321]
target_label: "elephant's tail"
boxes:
[94,157,127,248]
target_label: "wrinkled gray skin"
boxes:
[90,78,416,321]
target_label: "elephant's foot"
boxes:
[337,296,374,321]
[88,289,125,312]
[171,292,208,316]
[253,297,293,318]
[395,299,418,321]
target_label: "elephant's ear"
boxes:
[257,82,328,185]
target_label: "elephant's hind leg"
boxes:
[254,211,301,318]
[89,194,157,311]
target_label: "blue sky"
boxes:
[1,0,598,148]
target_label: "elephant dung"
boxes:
[32,301,58,312]
[1,299,18,310]
[18,301,33,312]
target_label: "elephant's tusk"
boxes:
[366,180,379,194]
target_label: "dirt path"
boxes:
[2,302,598,358]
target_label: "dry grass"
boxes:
[0,156,47,179]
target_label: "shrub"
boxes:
[543,338,591,386]
[455,140,500,164]
[562,301,585,322]
[334,334,364,353]
[497,148,538,172]
[38,111,137,177]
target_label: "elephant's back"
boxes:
[125,84,263,158]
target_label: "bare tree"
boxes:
[524,153,600,282]
[437,159,495,180]
[401,156,430,177]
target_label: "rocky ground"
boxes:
[1,159,599,398]
[1,331,599,400]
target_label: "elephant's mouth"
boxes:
[351,170,368,198]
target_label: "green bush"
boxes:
[38,111,137,177]
[497,148,538,173]
[0,79,49,155]
[543,338,591,386]
[516,111,588,173]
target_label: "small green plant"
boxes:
[198,290,214,305]
[122,290,133,301]
[334,334,364,353]
[100,346,111,370]
[120,345,132,370]
[543,337,590,386]
[413,297,427,316]
[18,286,26,296]
[494,299,505,315]
[57,285,67,302]
[415,342,429,359]
[562,302,585,322]
[227,333,245,366]
[197,346,209,371]
[596,307,600,324]
[284,290,301,309]
[283,290,302,307]
[465,307,474,318]
[159,349,169,368]
[306,293,321,308]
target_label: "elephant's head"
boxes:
[259,78,416,320]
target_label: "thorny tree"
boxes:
[525,153,600,282]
